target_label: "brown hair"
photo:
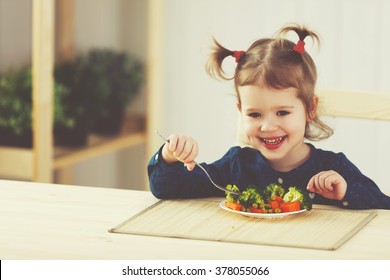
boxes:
[206,23,333,141]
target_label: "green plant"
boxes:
[53,48,144,141]
[0,67,73,137]
[85,49,144,134]
[0,67,32,135]
[54,56,108,126]
[86,49,143,106]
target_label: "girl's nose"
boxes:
[259,116,277,132]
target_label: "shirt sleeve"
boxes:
[334,153,390,210]
[147,145,236,199]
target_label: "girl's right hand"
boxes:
[161,134,199,171]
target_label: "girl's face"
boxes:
[238,85,312,172]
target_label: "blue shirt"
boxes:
[148,143,390,210]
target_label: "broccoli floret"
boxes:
[283,186,313,210]
[283,186,301,202]
[237,187,265,208]
[225,184,240,202]
[264,183,285,201]
[300,194,313,210]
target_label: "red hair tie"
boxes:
[232,50,245,63]
[293,40,305,54]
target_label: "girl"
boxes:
[148,23,390,210]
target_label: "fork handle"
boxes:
[195,163,241,195]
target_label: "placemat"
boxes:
[109,199,377,250]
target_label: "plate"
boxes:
[219,200,306,219]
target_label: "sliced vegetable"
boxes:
[249,207,264,213]
[269,200,279,211]
[272,195,284,204]
[225,201,243,211]
[280,201,300,212]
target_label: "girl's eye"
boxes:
[248,112,261,118]
[277,110,290,116]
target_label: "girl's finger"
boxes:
[177,141,194,161]
[306,177,314,191]
[311,171,328,193]
[167,134,179,153]
[313,173,323,193]
[307,176,319,193]
[184,162,196,171]
[323,173,337,191]
[182,141,198,163]
[173,138,186,157]
[321,171,337,192]
[319,172,329,192]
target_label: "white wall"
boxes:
[0,0,32,72]
[148,0,390,193]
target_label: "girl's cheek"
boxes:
[243,121,257,136]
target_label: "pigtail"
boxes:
[276,24,320,53]
[206,38,235,80]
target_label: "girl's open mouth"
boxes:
[260,136,287,150]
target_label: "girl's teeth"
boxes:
[262,137,284,144]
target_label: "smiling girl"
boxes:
[148,24,390,209]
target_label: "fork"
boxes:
[154,130,241,196]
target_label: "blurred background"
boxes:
[0,0,389,193]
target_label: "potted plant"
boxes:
[54,56,109,146]
[53,49,144,146]
[0,67,74,148]
[85,49,144,135]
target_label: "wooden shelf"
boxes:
[0,114,146,180]
[53,131,146,169]
[54,114,146,169]
[0,147,34,180]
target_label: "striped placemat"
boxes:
[109,199,376,250]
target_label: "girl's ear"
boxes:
[236,102,242,112]
[307,96,319,121]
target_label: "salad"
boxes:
[225,183,312,214]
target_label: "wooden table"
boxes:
[1,179,389,259]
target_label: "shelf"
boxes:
[54,132,146,170]
[0,114,146,180]
[0,147,34,180]
[53,113,146,169]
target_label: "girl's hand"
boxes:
[161,134,198,171]
[307,170,347,200]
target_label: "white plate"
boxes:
[220,200,307,219]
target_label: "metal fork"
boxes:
[154,130,241,196]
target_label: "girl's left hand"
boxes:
[307,170,347,200]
